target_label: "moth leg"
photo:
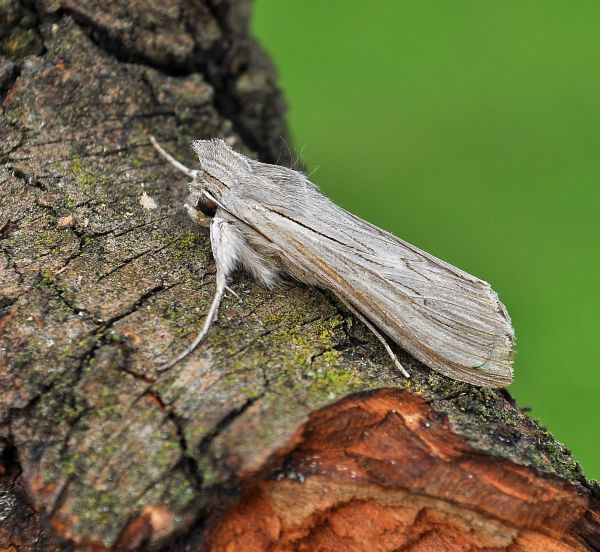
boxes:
[157,271,226,371]
[149,135,198,179]
[183,203,211,228]
[158,217,236,371]
[225,285,241,300]
[340,299,410,378]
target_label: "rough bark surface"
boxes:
[0,1,598,551]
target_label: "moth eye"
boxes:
[196,196,217,217]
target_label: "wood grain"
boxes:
[206,390,598,552]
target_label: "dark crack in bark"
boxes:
[27,0,291,164]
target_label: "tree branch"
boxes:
[0,1,597,550]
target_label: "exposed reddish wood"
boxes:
[205,390,597,552]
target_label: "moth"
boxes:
[150,136,514,387]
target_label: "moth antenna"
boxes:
[158,269,227,371]
[149,135,198,179]
[341,298,410,378]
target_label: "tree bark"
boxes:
[0,1,598,550]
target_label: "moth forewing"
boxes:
[225,172,514,388]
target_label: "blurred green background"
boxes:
[253,1,599,479]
